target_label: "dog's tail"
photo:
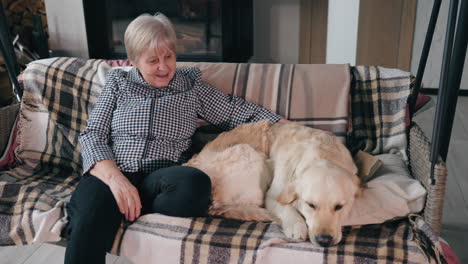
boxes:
[208,205,276,222]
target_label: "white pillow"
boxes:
[344,154,426,226]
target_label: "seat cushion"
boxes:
[0,104,20,170]
[344,153,426,226]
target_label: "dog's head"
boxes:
[277,159,361,247]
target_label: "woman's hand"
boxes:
[107,174,142,222]
[278,118,295,124]
[90,160,142,222]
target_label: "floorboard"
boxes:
[0,244,41,264]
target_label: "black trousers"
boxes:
[64,165,211,264]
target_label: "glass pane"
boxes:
[108,0,222,61]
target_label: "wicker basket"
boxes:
[408,122,448,235]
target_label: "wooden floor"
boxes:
[0,243,132,264]
[0,95,467,264]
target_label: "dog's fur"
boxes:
[184,121,274,221]
[266,123,360,246]
[185,120,360,246]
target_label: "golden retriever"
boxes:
[266,123,360,247]
[185,121,360,246]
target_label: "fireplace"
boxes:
[79,0,253,62]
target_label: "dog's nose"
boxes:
[314,234,334,247]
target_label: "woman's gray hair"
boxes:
[124,13,177,63]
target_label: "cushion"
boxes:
[0,117,19,170]
[344,153,426,226]
[0,104,20,170]
[415,92,432,113]
[105,59,133,67]
[440,238,461,264]
[405,92,434,126]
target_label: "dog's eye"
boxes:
[335,205,343,211]
[308,203,316,209]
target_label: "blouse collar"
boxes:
[128,67,186,92]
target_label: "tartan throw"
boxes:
[177,62,351,139]
[0,57,444,263]
[0,58,110,245]
[348,66,412,157]
[117,214,444,264]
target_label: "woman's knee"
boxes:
[144,166,211,194]
[147,166,212,217]
[160,166,211,195]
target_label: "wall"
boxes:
[411,0,468,90]
[326,0,360,65]
[253,0,300,64]
[44,0,89,58]
[253,0,359,66]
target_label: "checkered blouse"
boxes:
[79,67,281,175]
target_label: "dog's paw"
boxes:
[282,220,308,241]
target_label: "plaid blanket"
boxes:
[348,66,412,157]
[0,58,444,263]
[0,58,110,245]
[116,214,443,264]
[177,62,351,139]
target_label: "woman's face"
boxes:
[135,48,176,88]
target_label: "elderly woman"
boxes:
[65,13,284,263]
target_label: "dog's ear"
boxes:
[277,184,297,205]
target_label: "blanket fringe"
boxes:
[408,214,447,264]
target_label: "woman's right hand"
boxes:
[90,160,142,222]
[107,174,142,222]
